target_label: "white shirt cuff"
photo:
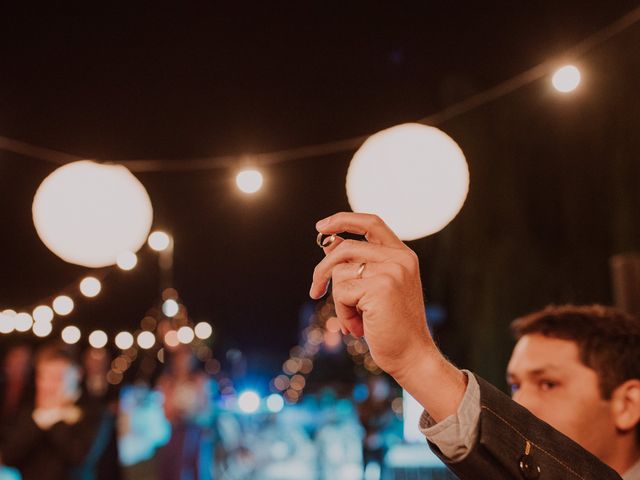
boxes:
[418,369,481,462]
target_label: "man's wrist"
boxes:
[392,343,467,423]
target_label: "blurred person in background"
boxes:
[0,343,104,480]
[80,347,122,480]
[0,342,34,480]
[357,375,394,480]
[156,345,214,480]
[1,343,34,439]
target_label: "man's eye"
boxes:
[509,383,520,394]
[539,381,557,391]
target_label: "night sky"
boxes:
[1,2,639,386]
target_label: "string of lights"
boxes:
[0,5,637,173]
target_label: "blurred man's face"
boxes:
[507,334,616,460]
[36,358,79,402]
[4,346,31,379]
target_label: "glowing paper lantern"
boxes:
[148,231,171,252]
[32,160,153,268]
[346,123,469,240]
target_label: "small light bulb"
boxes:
[52,296,74,316]
[61,326,81,344]
[552,65,581,93]
[236,169,264,194]
[117,251,138,270]
[80,277,102,297]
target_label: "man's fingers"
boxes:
[331,279,365,337]
[316,212,404,248]
[310,240,410,299]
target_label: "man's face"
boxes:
[36,358,79,404]
[507,333,616,459]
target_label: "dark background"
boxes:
[1,2,639,387]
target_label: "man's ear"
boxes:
[611,379,640,432]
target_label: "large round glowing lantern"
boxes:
[346,123,469,240]
[32,161,153,267]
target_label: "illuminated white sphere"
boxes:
[32,160,153,268]
[162,299,179,317]
[137,331,156,349]
[0,310,17,334]
[238,391,260,413]
[52,296,74,316]
[552,65,581,93]
[33,321,53,337]
[61,325,81,344]
[115,331,134,350]
[88,330,108,348]
[80,277,102,297]
[14,313,34,332]
[236,169,263,194]
[148,231,171,252]
[346,123,469,240]
[33,305,54,323]
[266,393,285,413]
[194,321,213,340]
[177,326,195,344]
[116,251,138,270]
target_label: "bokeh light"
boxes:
[89,330,108,348]
[115,331,134,350]
[116,251,138,270]
[148,231,171,251]
[162,299,179,317]
[32,160,153,268]
[33,321,53,338]
[266,394,285,413]
[552,65,581,93]
[164,330,179,348]
[238,391,261,413]
[235,169,263,194]
[80,276,102,297]
[137,331,156,349]
[61,325,81,344]
[14,313,33,332]
[0,310,16,334]
[52,295,74,316]
[194,321,213,339]
[33,305,54,323]
[346,123,469,240]
[177,326,195,344]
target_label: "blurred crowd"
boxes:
[0,341,428,480]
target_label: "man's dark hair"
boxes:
[510,304,640,400]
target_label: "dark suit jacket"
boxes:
[0,404,104,480]
[429,375,623,480]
